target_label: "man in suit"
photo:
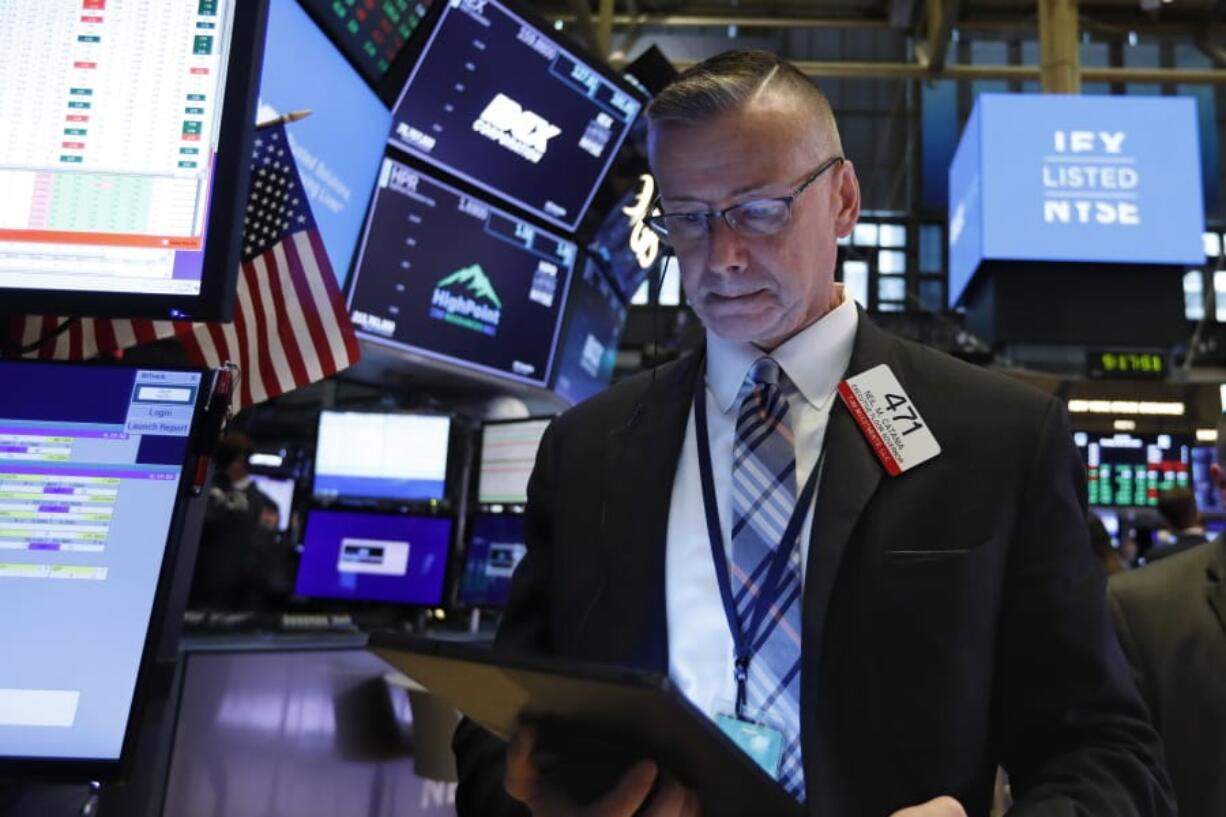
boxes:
[454,50,1172,817]
[1108,424,1226,817]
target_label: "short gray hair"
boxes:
[646,50,842,152]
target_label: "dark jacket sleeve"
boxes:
[996,400,1174,816]
[452,422,560,817]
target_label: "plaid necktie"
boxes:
[730,356,806,801]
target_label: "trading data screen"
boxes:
[257,0,391,286]
[1075,432,1190,508]
[588,173,661,301]
[313,411,450,504]
[552,259,626,406]
[387,0,642,232]
[300,0,432,84]
[295,509,450,605]
[348,159,574,387]
[0,362,200,762]
[478,418,549,505]
[0,1,238,297]
[457,512,526,607]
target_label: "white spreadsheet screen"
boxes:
[313,412,451,503]
[0,0,236,295]
[478,419,550,505]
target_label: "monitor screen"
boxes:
[457,513,526,607]
[587,173,662,302]
[1191,446,1223,513]
[0,361,202,770]
[386,0,644,232]
[313,411,450,504]
[299,0,433,85]
[348,159,575,387]
[248,474,295,532]
[551,259,626,406]
[295,509,451,605]
[257,0,391,286]
[0,0,265,320]
[1074,432,1191,508]
[478,418,549,505]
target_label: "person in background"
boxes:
[1108,417,1226,817]
[1089,511,1124,576]
[1149,487,1209,563]
[188,433,279,610]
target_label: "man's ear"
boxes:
[833,161,861,239]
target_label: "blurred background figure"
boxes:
[188,433,281,611]
[1150,487,1209,563]
[1088,511,1124,576]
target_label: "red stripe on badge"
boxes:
[837,381,902,476]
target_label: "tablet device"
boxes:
[368,633,805,817]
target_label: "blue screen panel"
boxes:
[551,259,625,406]
[457,513,525,607]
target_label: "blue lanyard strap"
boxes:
[692,356,824,720]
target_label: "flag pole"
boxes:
[256,108,312,129]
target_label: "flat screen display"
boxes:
[0,362,202,768]
[348,159,575,387]
[313,411,450,503]
[0,0,265,320]
[295,509,451,605]
[587,173,662,301]
[299,0,433,84]
[457,513,526,607]
[1074,431,1191,508]
[551,259,626,406]
[478,418,549,505]
[247,474,295,532]
[1191,445,1223,513]
[257,0,391,286]
[386,0,643,232]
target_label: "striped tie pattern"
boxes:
[731,356,806,801]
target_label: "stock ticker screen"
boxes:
[551,259,626,405]
[300,0,433,84]
[386,0,643,232]
[348,158,575,387]
[1075,432,1191,508]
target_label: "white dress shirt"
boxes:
[665,289,859,720]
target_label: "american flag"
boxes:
[9,123,361,411]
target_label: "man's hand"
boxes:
[504,726,701,817]
[888,796,968,817]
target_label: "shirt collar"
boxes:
[706,286,859,414]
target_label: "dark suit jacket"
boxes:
[1108,537,1226,817]
[454,312,1173,817]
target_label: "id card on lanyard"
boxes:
[692,356,823,778]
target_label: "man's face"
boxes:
[647,94,859,349]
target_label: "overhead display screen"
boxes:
[551,259,626,406]
[386,0,643,232]
[588,173,662,301]
[257,0,391,286]
[348,158,575,387]
[949,94,1206,307]
[299,0,434,84]
[1074,431,1191,508]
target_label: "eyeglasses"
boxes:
[643,156,845,245]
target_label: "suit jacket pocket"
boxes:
[880,547,975,566]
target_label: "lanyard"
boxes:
[693,357,824,721]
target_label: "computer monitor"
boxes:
[1074,432,1191,508]
[0,360,206,779]
[477,418,550,506]
[299,0,433,87]
[457,513,526,607]
[347,159,576,387]
[386,0,645,233]
[248,474,295,532]
[1093,509,1121,546]
[312,410,451,504]
[295,509,451,606]
[551,258,627,406]
[1191,445,1223,513]
[586,174,663,302]
[257,0,391,287]
[0,1,267,321]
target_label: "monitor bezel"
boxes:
[295,506,455,608]
[0,359,213,783]
[0,0,268,322]
[382,0,649,233]
[310,408,455,508]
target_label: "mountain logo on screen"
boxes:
[429,265,503,336]
[473,93,561,165]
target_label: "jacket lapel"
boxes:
[800,311,895,807]
[1207,537,1226,642]
[591,352,702,674]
